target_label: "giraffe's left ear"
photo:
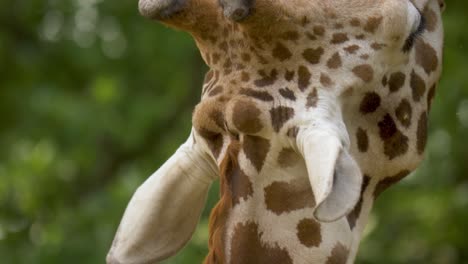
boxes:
[297,129,363,222]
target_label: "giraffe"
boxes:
[107,0,445,263]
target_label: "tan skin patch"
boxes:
[302,47,324,64]
[352,64,374,83]
[388,72,406,92]
[395,99,413,128]
[243,135,270,172]
[415,39,438,74]
[270,106,295,132]
[230,222,293,264]
[356,127,369,153]
[296,218,322,248]
[378,114,409,159]
[232,100,264,134]
[359,92,381,114]
[326,242,349,264]
[298,65,312,91]
[417,111,428,155]
[347,175,371,229]
[327,52,342,69]
[264,180,316,215]
[410,70,426,102]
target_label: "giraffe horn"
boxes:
[106,133,218,264]
[297,128,363,222]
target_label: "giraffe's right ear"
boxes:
[297,129,363,222]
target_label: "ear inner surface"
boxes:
[297,129,363,223]
[106,136,218,264]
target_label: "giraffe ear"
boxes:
[107,135,218,264]
[297,129,363,222]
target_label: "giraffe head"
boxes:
[108,0,444,263]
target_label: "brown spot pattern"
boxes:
[427,84,436,110]
[344,45,360,54]
[424,7,438,32]
[296,218,322,247]
[264,180,315,215]
[279,88,296,101]
[364,16,383,33]
[331,33,349,44]
[395,99,412,128]
[347,175,371,229]
[298,66,312,91]
[243,135,270,172]
[417,112,428,154]
[374,170,411,197]
[240,88,274,102]
[326,243,349,264]
[232,100,263,134]
[350,18,361,27]
[209,85,223,97]
[255,69,278,87]
[270,106,295,132]
[313,26,325,36]
[280,31,300,41]
[277,148,299,168]
[415,39,438,74]
[410,70,426,102]
[371,42,385,50]
[378,114,409,159]
[307,88,318,108]
[359,92,381,114]
[229,164,253,205]
[327,52,342,69]
[352,64,374,82]
[241,72,250,82]
[388,72,406,92]
[320,73,333,87]
[230,222,293,264]
[303,47,324,64]
[356,127,369,152]
[272,42,292,61]
[285,70,295,81]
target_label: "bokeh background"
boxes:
[0,0,467,263]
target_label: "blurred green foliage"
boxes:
[0,0,467,263]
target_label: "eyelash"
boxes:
[402,14,426,52]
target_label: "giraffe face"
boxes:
[108,1,445,263]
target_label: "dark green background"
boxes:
[0,0,467,263]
